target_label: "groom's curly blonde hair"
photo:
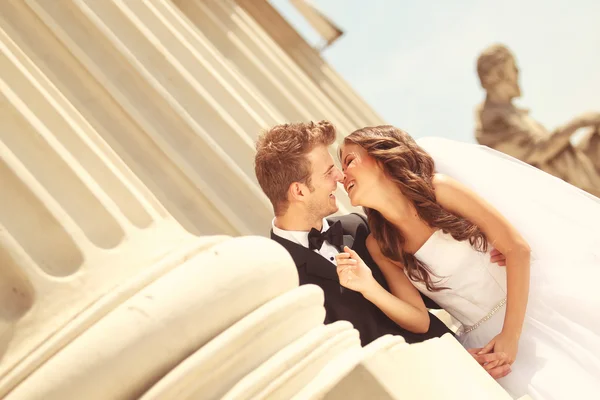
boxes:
[255,121,336,216]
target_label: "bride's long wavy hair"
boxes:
[343,126,488,291]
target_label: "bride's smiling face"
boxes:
[340,143,384,207]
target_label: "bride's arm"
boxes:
[355,235,430,333]
[433,173,530,363]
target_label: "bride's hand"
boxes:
[480,331,519,365]
[335,246,378,294]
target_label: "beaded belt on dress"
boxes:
[460,298,507,334]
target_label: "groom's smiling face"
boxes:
[304,145,344,218]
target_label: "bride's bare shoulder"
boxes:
[365,234,379,255]
[431,174,472,200]
[431,173,453,188]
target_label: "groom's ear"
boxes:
[289,182,308,202]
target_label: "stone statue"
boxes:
[474,44,600,198]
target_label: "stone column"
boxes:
[236,0,386,129]
[1,0,278,237]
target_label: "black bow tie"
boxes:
[308,220,343,250]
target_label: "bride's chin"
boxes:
[352,196,369,208]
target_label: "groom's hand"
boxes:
[490,248,506,266]
[467,348,511,379]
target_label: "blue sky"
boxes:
[271,0,600,143]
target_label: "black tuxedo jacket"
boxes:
[271,213,453,346]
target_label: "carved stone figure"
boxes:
[475,44,600,198]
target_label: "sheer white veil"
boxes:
[417,137,600,265]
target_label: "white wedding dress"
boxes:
[408,138,600,399]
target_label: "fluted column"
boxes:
[174,0,355,135]
[236,0,386,129]
[0,18,211,396]
[2,0,278,236]
[0,26,310,397]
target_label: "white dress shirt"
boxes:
[272,218,340,265]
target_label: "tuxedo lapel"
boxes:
[327,217,356,251]
[342,235,354,250]
[271,231,340,283]
[304,251,339,281]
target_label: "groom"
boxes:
[254,121,510,377]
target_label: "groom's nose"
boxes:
[333,167,344,182]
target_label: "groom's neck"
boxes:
[274,210,323,232]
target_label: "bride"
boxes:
[335,125,600,399]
